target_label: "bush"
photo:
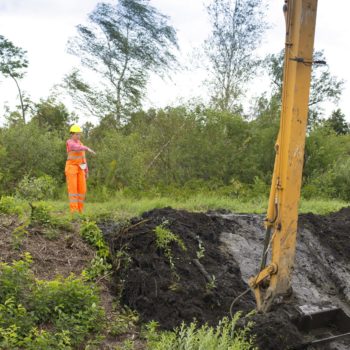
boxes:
[80,220,109,258]
[0,196,27,217]
[80,220,111,280]
[16,175,57,201]
[30,202,53,226]
[143,314,257,350]
[0,255,105,349]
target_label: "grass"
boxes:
[46,193,349,220]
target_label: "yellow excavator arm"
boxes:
[249,0,318,312]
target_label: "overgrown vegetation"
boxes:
[1,105,350,204]
[143,314,257,350]
[80,220,112,280]
[0,254,104,349]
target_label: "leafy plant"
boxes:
[143,314,257,350]
[206,275,217,292]
[16,175,56,202]
[108,307,139,337]
[30,202,53,226]
[80,220,109,257]
[154,221,186,279]
[80,220,111,280]
[0,196,26,217]
[154,222,186,252]
[0,255,105,349]
[82,256,112,281]
[114,339,135,350]
[11,223,29,250]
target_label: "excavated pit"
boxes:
[100,207,350,350]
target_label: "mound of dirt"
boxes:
[100,207,350,350]
[101,207,255,329]
[300,207,350,263]
[0,214,94,279]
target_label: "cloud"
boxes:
[0,0,99,17]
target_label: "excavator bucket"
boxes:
[291,305,350,349]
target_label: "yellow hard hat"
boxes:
[70,124,82,133]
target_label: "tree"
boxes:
[324,109,349,135]
[66,0,179,124]
[0,35,28,123]
[204,0,267,112]
[265,50,344,128]
[32,98,76,135]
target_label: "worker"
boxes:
[65,124,96,213]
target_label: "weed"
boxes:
[30,202,52,226]
[142,313,257,350]
[80,220,111,280]
[80,220,109,258]
[82,256,112,281]
[16,175,56,202]
[196,237,205,259]
[11,223,29,250]
[108,307,139,337]
[0,255,105,349]
[154,221,186,252]
[206,275,217,292]
[113,249,132,272]
[154,221,186,280]
[0,196,27,217]
[114,339,135,350]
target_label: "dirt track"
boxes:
[101,207,350,350]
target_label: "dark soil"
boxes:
[101,207,255,330]
[249,306,304,350]
[300,207,350,263]
[100,207,350,350]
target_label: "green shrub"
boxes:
[0,253,34,305]
[11,223,29,250]
[30,202,52,226]
[80,220,111,280]
[107,307,139,337]
[0,255,105,349]
[30,202,72,235]
[143,314,257,350]
[16,175,57,202]
[34,277,104,345]
[80,220,109,258]
[0,196,26,217]
[82,256,112,281]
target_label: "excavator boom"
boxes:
[247,1,350,346]
[250,0,318,312]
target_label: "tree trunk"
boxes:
[10,74,25,123]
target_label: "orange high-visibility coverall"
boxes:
[65,140,88,213]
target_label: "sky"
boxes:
[0,0,349,124]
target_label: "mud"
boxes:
[100,207,350,350]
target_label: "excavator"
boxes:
[248,0,350,347]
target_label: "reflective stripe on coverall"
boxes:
[65,144,87,213]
